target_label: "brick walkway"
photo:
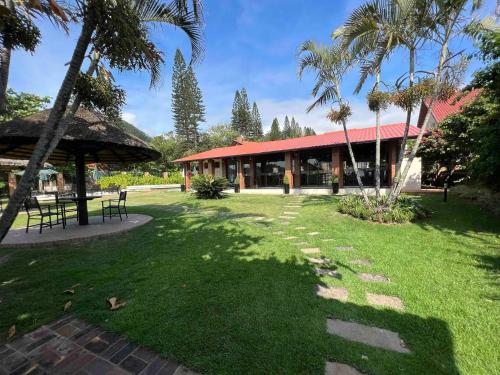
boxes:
[0,315,200,375]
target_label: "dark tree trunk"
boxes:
[0,17,96,242]
[0,47,11,113]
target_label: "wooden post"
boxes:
[75,152,89,225]
[293,152,301,188]
[332,147,343,188]
[220,159,227,179]
[208,160,215,176]
[237,158,245,190]
[184,162,191,191]
[56,173,65,193]
[388,142,397,186]
[249,157,255,188]
[198,160,204,175]
[284,152,294,188]
[7,172,16,197]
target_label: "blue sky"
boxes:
[9,0,497,136]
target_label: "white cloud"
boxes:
[122,112,137,125]
[257,97,408,134]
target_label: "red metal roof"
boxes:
[175,123,421,162]
[417,89,480,126]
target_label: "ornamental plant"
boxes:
[191,175,228,199]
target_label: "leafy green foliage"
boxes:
[0,10,40,51]
[303,126,316,136]
[199,124,238,150]
[0,89,50,121]
[97,172,183,189]
[367,90,391,112]
[327,104,352,124]
[338,195,430,223]
[268,118,281,140]
[191,174,228,199]
[231,88,252,138]
[249,102,263,139]
[283,175,289,185]
[73,73,126,119]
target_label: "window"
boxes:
[255,153,285,187]
[342,144,390,186]
[300,148,332,187]
[226,159,237,184]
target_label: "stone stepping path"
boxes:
[351,259,372,266]
[307,232,320,236]
[316,285,348,301]
[367,293,404,311]
[321,238,334,242]
[295,241,309,246]
[325,361,365,375]
[284,205,302,208]
[336,246,354,251]
[295,226,306,230]
[326,318,410,353]
[283,212,299,215]
[284,236,298,240]
[273,231,284,235]
[0,315,200,375]
[279,216,295,220]
[315,268,341,279]
[358,273,389,283]
[301,248,320,254]
[307,257,331,265]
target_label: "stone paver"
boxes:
[315,268,341,279]
[301,248,320,254]
[0,315,201,375]
[307,257,331,265]
[316,285,348,301]
[336,246,354,251]
[358,273,389,283]
[307,232,320,236]
[284,236,298,240]
[321,239,334,242]
[367,293,405,310]
[295,226,306,230]
[326,318,410,353]
[273,231,284,235]
[351,259,372,266]
[325,361,365,375]
[279,216,295,220]
[283,211,298,215]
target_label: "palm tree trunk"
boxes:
[0,47,11,113]
[0,17,96,242]
[374,70,381,199]
[388,47,415,202]
[69,53,100,115]
[390,17,455,202]
[341,119,370,205]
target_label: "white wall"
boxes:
[401,157,422,192]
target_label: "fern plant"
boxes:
[191,175,229,199]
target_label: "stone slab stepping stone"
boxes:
[283,211,299,215]
[279,216,295,220]
[307,232,320,236]
[284,236,298,240]
[325,361,365,375]
[359,273,389,283]
[273,231,284,235]
[295,226,306,230]
[307,257,331,264]
[301,247,320,254]
[321,238,334,242]
[351,259,372,266]
[282,222,291,225]
[326,318,410,353]
[336,246,354,251]
[296,241,309,246]
[367,293,405,310]
[316,285,348,301]
[315,268,341,278]
[285,205,302,208]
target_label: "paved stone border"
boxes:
[367,293,405,310]
[358,273,389,283]
[0,315,201,375]
[316,285,348,301]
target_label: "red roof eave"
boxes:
[174,123,421,163]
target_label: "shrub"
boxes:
[191,175,228,199]
[97,172,183,189]
[283,175,289,185]
[338,195,430,224]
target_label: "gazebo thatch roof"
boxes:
[0,108,160,164]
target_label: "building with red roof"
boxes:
[175,122,423,194]
[416,89,481,129]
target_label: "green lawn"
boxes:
[0,191,499,374]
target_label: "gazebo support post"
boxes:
[75,152,89,225]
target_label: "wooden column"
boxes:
[8,172,16,197]
[198,160,204,175]
[388,142,398,186]
[237,158,245,190]
[220,159,227,178]
[332,147,344,188]
[293,152,301,188]
[284,152,294,188]
[56,173,65,193]
[184,162,191,191]
[249,157,255,188]
[208,160,215,176]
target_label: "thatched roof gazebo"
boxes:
[0,108,160,225]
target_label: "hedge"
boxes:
[97,172,183,189]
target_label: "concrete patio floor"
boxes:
[0,214,152,248]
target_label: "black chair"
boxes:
[24,197,62,233]
[101,191,128,221]
[55,192,79,225]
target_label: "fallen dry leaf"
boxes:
[7,325,15,339]
[64,301,72,311]
[107,297,127,311]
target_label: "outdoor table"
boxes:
[68,195,102,225]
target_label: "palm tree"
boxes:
[0,0,69,112]
[0,0,204,241]
[298,41,370,205]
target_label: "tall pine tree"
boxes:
[171,49,205,148]
[282,115,291,139]
[268,118,281,140]
[290,117,302,138]
[303,126,316,136]
[230,88,252,138]
[250,102,263,139]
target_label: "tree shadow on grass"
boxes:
[0,200,460,375]
[473,253,500,300]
